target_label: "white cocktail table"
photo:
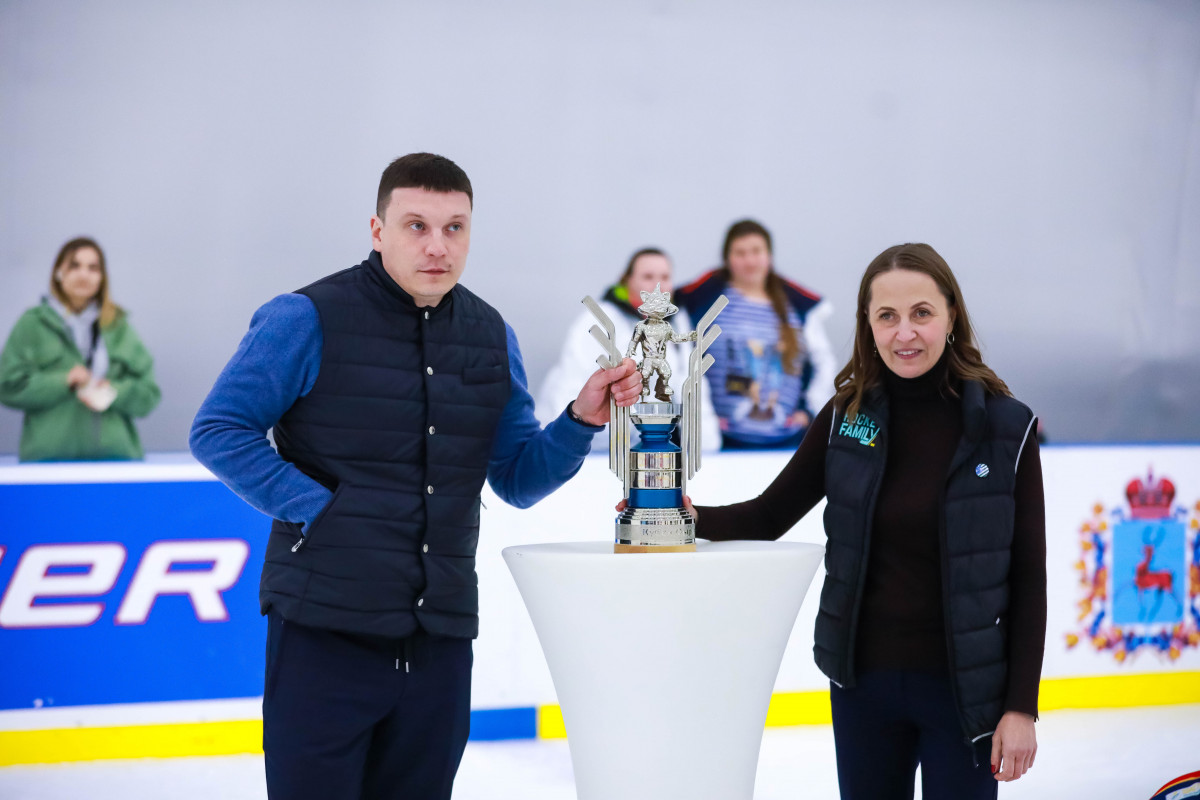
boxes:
[503,539,824,800]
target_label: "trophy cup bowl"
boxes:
[615,402,695,553]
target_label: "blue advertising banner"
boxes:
[0,480,270,710]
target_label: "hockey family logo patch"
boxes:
[1067,468,1200,662]
[837,413,879,447]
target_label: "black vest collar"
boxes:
[363,250,456,318]
[961,380,987,444]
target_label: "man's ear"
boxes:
[370,215,384,252]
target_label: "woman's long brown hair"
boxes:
[834,243,1010,422]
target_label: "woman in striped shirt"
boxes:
[675,219,835,449]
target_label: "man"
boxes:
[190,153,640,800]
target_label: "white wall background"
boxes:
[2,0,1198,453]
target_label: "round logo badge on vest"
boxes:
[975,463,990,478]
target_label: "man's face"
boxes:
[371,187,472,307]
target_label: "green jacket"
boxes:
[0,301,161,461]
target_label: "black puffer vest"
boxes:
[261,251,510,639]
[815,380,1036,739]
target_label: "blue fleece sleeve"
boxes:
[189,294,332,528]
[487,323,602,509]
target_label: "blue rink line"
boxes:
[469,706,537,741]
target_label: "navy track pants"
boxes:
[262,609,473,800]
[830,670,998,800]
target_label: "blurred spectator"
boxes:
[0,237,160,461]
[536,247,719,450]
[675,220,834,450]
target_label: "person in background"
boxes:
[0,237,160,461]
[536,247,719,450]
[683,243,1045,799]
[675,219,835,450]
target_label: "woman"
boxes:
[689,243,1044,798]
[536,247,719,449]
[675,219,835,450]
[0,237,160,461]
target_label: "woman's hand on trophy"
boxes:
[682,494,697,519]
[616,495,698,519]
[573,358,642,425]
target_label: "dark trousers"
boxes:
[830,670,997,800]
[262,609,473,800]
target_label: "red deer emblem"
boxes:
[1134,543,1181,621]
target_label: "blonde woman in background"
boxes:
[0,237,160,461]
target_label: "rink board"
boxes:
[0,478,267,710]
[1,446,1198,764]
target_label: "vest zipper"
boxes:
[940,434,981,753]
[844,411,885,686]
[937,485,963,733]
[291,536,305,553]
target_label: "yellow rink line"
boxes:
[1037,671,1200,711]
[536,686,833,736]
[537,671,1200,737]
[0,718,263,766]
[3,672,1197,766]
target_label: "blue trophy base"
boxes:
[616,402,695,552]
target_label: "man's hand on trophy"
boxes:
[616,495,698,520]
[573,358,641,425]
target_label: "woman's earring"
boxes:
[946,332,956,345]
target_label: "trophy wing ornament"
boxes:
[680,294,728,492]
[582,296,630,485]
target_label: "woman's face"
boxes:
[726,234,772,288]
[57,247,104,309]
[867,268,955,380]
[625,253,673,306]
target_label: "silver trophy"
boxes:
[584,285,727,553]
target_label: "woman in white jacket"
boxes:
[536,248,720,451]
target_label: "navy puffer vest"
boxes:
[261,251,510,639]
[816,380,1036,740]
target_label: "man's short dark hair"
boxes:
[376,153,473,218]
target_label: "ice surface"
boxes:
[0,705,1195,799]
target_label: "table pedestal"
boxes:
[503,540,824,800]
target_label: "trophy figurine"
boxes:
[583,284,727,553]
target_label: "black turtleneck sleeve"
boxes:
[694,400,833,541]
[1005,434,1046,717]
